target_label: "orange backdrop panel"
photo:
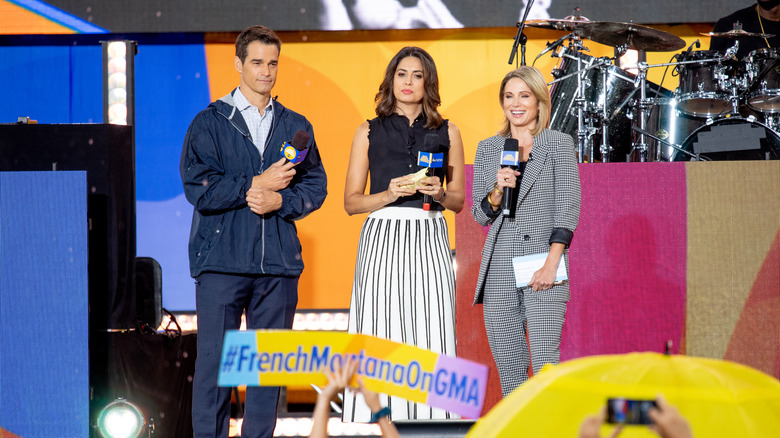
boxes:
[204,25,712,309]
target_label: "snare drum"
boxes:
[744,48,780,113]
[676,50,732,117]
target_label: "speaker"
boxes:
[136,256,162,329]
[0,123,136,330]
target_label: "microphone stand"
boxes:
[509,0,535,66]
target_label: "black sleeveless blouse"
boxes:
[367,113,450,210]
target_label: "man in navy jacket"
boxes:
[180,25,327,438]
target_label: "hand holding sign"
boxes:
[219,330,488,419]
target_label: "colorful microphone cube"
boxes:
[281,141,309,164]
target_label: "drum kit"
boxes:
[527,16,780,162]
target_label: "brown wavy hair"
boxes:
[375,46,443,129]
[235,25,282,62]
[498,66,551,137]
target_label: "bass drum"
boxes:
[671,117,780,161]
[549,46,636,162]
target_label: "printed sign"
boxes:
[218,330,488,419]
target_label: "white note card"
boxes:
[512,252,568,288]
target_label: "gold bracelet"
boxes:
[487,183,502,207]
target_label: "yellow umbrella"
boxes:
[466,352,780,437]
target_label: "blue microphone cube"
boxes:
[501,150,520,167]
[417,151,445,168]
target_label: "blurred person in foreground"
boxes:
[579,395,694,438]
[311,358,400,438]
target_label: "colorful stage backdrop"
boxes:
[456,161,780,413]
[0,1,720,311]
[0,0,778,427]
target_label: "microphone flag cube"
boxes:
[501,150,520,167]
[417,151,445,168]
[281,141,309,164]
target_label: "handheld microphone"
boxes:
[418,134,445,211]
[280,130,310,164]
[501,138,520,217]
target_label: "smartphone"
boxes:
[606,398,657,425]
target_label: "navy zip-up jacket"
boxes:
[180,89,327,277]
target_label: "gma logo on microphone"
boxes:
[417,151,445,168]
[281,141,309,164]
[501,151,520,166]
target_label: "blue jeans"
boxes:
[192,273,298,438]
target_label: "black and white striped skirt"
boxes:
[342,207,458,422]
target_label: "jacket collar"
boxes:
[213,88,285,135]
[515,129,551,203]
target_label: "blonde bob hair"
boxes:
[498,66,551,137]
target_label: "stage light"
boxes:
[96,398,152,438]
[102,40,137,126]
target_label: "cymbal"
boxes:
[701,29,775,38]
[525,18,590,32]
[526,19,686,52]
[579,21,686,52]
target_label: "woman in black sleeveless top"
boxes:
[342,46,465,421]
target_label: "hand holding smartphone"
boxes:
[606,398,657,425]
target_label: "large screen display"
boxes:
[26,0,739,33]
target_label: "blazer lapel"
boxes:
[516,129,550,202]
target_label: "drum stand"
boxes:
[633,65,651,162]
[570,37,592,163]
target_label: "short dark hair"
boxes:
[235,25,282,63]
[375,46,443,129]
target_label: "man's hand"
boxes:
[246,188,282,215]
[251,157,297,192]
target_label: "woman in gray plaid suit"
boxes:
[472,66,581,396]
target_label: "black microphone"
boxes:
[679,39,699,61]
[500,138,520,217]
[418,134,443,211]
[536,33,570,60]
[280,130,310,164]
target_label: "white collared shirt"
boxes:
[234,87,273,155]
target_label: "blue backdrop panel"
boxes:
[0,39,209,311]
[0,171,89,437]
[135,43,210,202]
[0,45,102,124]
[133,42,209,311]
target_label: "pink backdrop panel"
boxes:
[563,163,688,359]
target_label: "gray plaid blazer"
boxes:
[471,129,581,305]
